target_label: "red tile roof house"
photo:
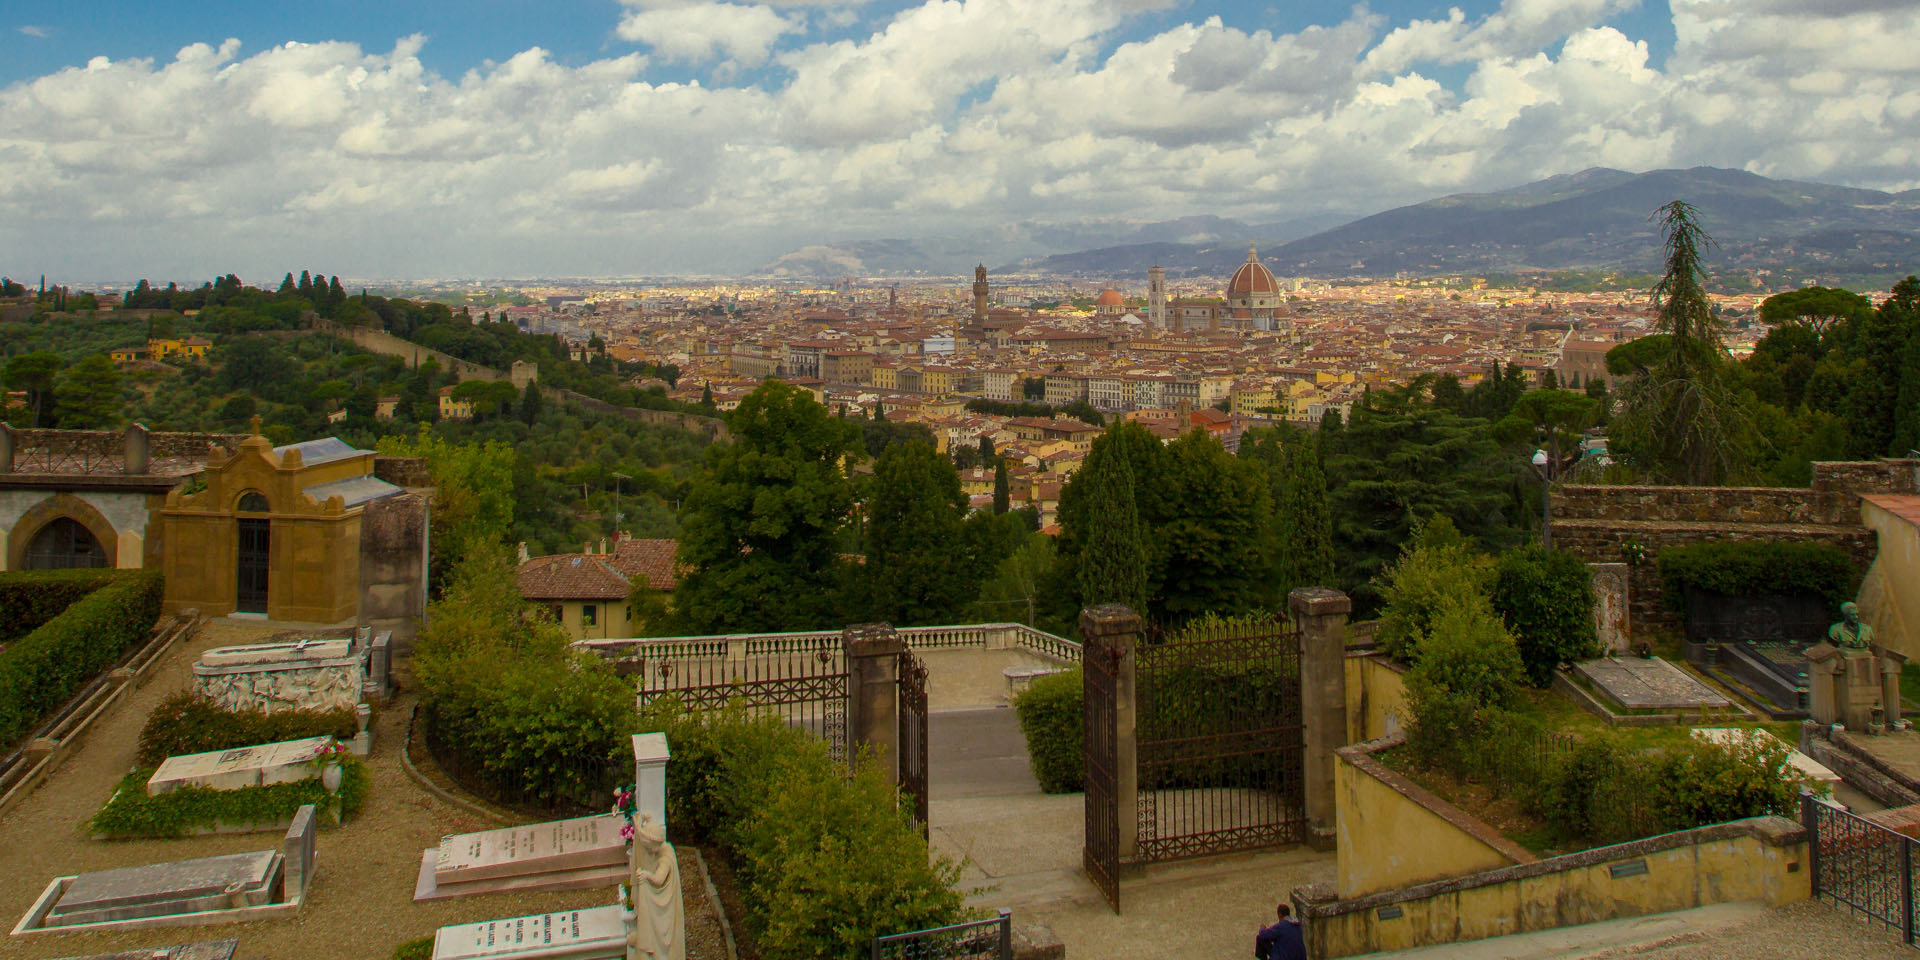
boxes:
[517,537,679,640]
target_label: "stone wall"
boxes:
[373,456,432,489]
[1550,460,1918,637]
[358,492,429,656]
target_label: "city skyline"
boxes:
[3,0,1916,280]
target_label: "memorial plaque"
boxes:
[434,814,626,885]
[284,805,317,901]
[52,939,239,960]
[147,736,334,796]
[431,906,626,960]
[48,851,281,926]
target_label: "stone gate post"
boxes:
[1289,587,1351,851]
[1082,604,1141,861]
[844,622,905,783]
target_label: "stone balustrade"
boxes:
[575,622,1082,665]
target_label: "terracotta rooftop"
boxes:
[608,538,681,592]
[518,554,632,601]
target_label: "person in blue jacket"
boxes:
[1255,902,1306,960]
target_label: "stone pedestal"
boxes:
[631,733,670,837]
[1844,649,1881,732]
[1807,643,1843,726]
[1290,587,1351,852]
[843,623,906,782]
[1882,652,1907,729]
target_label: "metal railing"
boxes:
[1807,792,1919,943]
[872,909,1012,960]
[577,622,1082,664]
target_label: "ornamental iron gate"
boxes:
[1128,622,1313,864]
[1807,792,1920,944]
[1083,629,1123,913]
[899,647,930,834]
[634,638,851,762]
[1136,619,1306,861]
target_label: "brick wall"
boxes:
[1550,460,1916,636]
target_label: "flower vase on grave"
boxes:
[320,762,343,794]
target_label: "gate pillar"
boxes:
[1082,604,1141,862]
[1289,587,1351,852]
[844,622,905,782]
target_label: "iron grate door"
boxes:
[236,517,270,614]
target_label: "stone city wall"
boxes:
[1550,460,1916,638]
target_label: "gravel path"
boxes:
[0,618,728,960]
[1582,900,1915,959]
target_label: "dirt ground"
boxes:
[0,618,728,960]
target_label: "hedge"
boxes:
[1013,669,1083,793]
[86,756,367,839]
[1490,546,1601,686]
[0,570,163,748]
[137,692,359,768]
[0,568,126,640]
[1658,541,1861,611]
[644,704,968,959]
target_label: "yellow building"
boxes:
[1231,381,1277,415]
[871,363,899,390]
[437,386,473,420]
[518,537,680,641]
[148,337,211,361]
[159,434,410,622]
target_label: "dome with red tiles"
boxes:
[1095,289,1124,307]
[1226,246,1278,297]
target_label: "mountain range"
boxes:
[757,167,1920,283]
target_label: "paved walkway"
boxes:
[1365,900,1914,960]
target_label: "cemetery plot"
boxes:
[414,814,629,901]
[1572,657,1733,714]
[147,736,334,794]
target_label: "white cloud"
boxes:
[616,2,799,67]
[1,0,1917,279]
[18,25,50,38]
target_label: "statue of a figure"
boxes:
[626,819,684,960]
[1829,601,1875,650]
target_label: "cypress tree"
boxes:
[979,435,996,467]
[521,380,542,425]
[297,271,312,299]
[1076,454,1148,615]
[993,460,1010,515]
[277,273,295,297]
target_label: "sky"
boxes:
[2,0,1917,281]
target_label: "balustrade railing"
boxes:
[577,622,1081,665]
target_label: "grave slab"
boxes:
[1573,657,1732,712]
[193,638,363,714]
[1692,727,1841,790]
[431,906,626,960]
[46,851,281,927]
[49,939,239,960]
[414,814,628,901]
[147,737,334,796]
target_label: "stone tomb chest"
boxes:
[416,814,628,901]
[43,850,281,927]
[193,637,362,714]
[146,736,333,796]
[432,907,627,960]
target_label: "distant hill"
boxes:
[1012,167,1920,283]
[753,214,1343,279]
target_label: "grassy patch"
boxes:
[87,758,366,839]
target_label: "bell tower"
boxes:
[1148,265,1166,328]
[972,264,989,326]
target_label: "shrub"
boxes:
[641,708,968,959]
[0,568,124,639]
[86,757,368,838]
[392,938,432,960]
[1536,736,1628,841]
[1491,546,1601,686]
[1374,518,1494,663]
[137,692,358,767]
[1644,733,1806,833]
[0,571,163,747]
[1012,668,1083,793]
[1657,541,1860,611]
[1404,597,1525,711]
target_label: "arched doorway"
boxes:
[24,517,109,570]
[235,492,270,614]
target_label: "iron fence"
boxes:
[627,638,851,762]
[1808,792,1919,943]
[872,909,1012,960]
[414,704,624,818]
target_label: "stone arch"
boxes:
[7,493,120,571]
[236,490,270,513]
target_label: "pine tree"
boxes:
[993,460,1010,515]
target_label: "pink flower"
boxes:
[620,823,635,842]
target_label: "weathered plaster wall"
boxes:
[1344,652,1408,746]
[1858,498,1920,660]
[1298,815,1809,958]
[1334,734,1529,898]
